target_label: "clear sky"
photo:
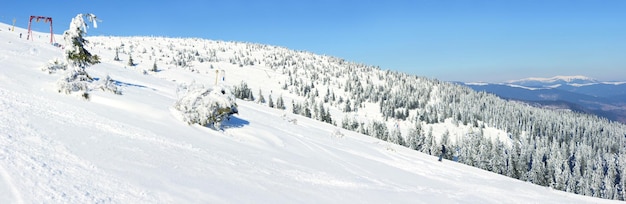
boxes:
[2,0,625,82]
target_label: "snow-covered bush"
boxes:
[94,75,122,95]
[56,68,92,99]
[41,58,67,74]
[174,83,238,129]
[331,129,344,139]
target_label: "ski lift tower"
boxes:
[26,16,55,44]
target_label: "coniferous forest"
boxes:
[92,37,626,200]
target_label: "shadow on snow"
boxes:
[93,77,156,90]
[220,115,249,129]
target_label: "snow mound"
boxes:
[174,83,238,129]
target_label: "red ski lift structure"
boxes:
[27,15,55,44]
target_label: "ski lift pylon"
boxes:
[27,15,54,44]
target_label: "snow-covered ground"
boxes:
[0,23,619,203]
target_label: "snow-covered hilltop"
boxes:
[1,21,624,203]
[506,75,601,88]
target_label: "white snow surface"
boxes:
[0,23,618,203]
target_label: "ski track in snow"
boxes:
[0,158,22,204]
[242,110,411,191]
[0,88,159,203]
[283,133,373,189]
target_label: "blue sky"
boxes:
[2,0,625,82]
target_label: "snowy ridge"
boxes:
[506,75,598,85]
[0,22,621,203]
[499,75,602,90]
[469,75,625,90]
[601,81,626,86]
[468,76,625,90]
[464,82,489,86]
[505,84,547,91]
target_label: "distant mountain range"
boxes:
[462,76,626,123]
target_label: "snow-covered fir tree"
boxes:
[151,60,158,72]
[128,54,135,66]
[256,89,265,104]
[268,95,274,108]
[114,47,121,61]
[63,14,100,69]
[276,95,285,110]
[233,81,254,101]
[56,13,100,98]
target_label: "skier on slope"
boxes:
[438,144,446,162]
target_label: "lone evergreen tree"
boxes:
[114,47,121,61]
[256,89,265,104]
[151,60,158,72]
[268,95,275,108]
[64,13,100,69]
[276,95,285,110]
[128,54,135,66]
[56,13,101,98]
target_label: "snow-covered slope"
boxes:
[0,23,618,203]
